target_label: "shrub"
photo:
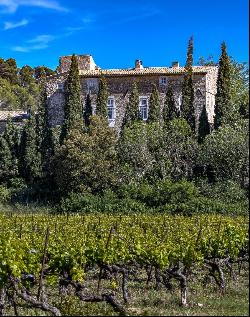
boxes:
[0,185,11,203]
[56,191,149,214]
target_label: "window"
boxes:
[178,94,182,107]
[57,83,64,91]
[139,97,148,120]
[107,97,115,120]
[196,89,203,98]
[159,77,167,85]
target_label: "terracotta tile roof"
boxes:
[78,66,217,77]
[0,110,29,121]
[46,65,217,80]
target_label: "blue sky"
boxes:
[0,0,249,70]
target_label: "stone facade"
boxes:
[46,55,218,131]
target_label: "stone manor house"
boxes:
[45,54,218,130]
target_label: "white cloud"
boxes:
[0,0,67,13]
[3,18,28,30]
[12,34,55,52]
[27,34,54,43]
[82,17,95,24]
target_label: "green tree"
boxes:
[0,135,17,182]
[0,58,18,84]
[19,115,42,183]
[35,77,55,178]
[197,55,216,66]
[96,77,108,119]
[60,54,83,143]
[118,121,154,183]
[34,66,55,80]
[181,36,195,132]
[163,86,179,122]
[229,59,249,119]
[0,78,18,109]
[3,118,20,175]
[214,42,232,129]
[19,65,35,88]
[84,93,93,127]
[163,118,198,180]
[198,120,249,187]
[54,115,118,194]
[122,82,140,128]
[198,105,210,143]
[148,84,160,123]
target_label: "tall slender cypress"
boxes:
[181,36,195,131]
[164,86,179,122]
[148,84,160,123]
[36,74,47,152]
[19,115,42,183]
[198,104,210,143]
[60,54,83,143]
[3,118,19,175]
[84,93,93,127]
[96,77,108,119]
[214,42,232,129]
[122,82,140,128]
[0,135,16,182]
[4,118,20,158]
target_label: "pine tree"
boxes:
[60,54,83,143]
[163,87,179,122]
[198,104,210,143]
[181,36,195,132]
[0,135,15,182]
[19,115,42,183]
[122,82,140,127]
[148,84,160,123]
[84,93,93,127]
[96,77,108,119]
[214,42,232,129]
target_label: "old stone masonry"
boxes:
[46,54,218,131]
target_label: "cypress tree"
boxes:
[19,115,42,183]
[214,42,232,129]
[36,74,47,152]
[0,135,15,182]
[163,86,179,122]
[60,54,83,143]
[148,84,160,123]
[3,118,20,177]
[181,36,195,132]
[96,77,108,119]
[4,117,20,158]
[198,104,210,143]
[122,82,140,127]
[84,93,93,127]
[34,73,55,179]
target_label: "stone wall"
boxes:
[58,55,98,73]
[46,69,217,131]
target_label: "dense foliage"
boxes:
[0,57,54,111]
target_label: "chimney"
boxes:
[172,61,179,68]
[135,59,143,69]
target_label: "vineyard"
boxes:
[0,212,248,316]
